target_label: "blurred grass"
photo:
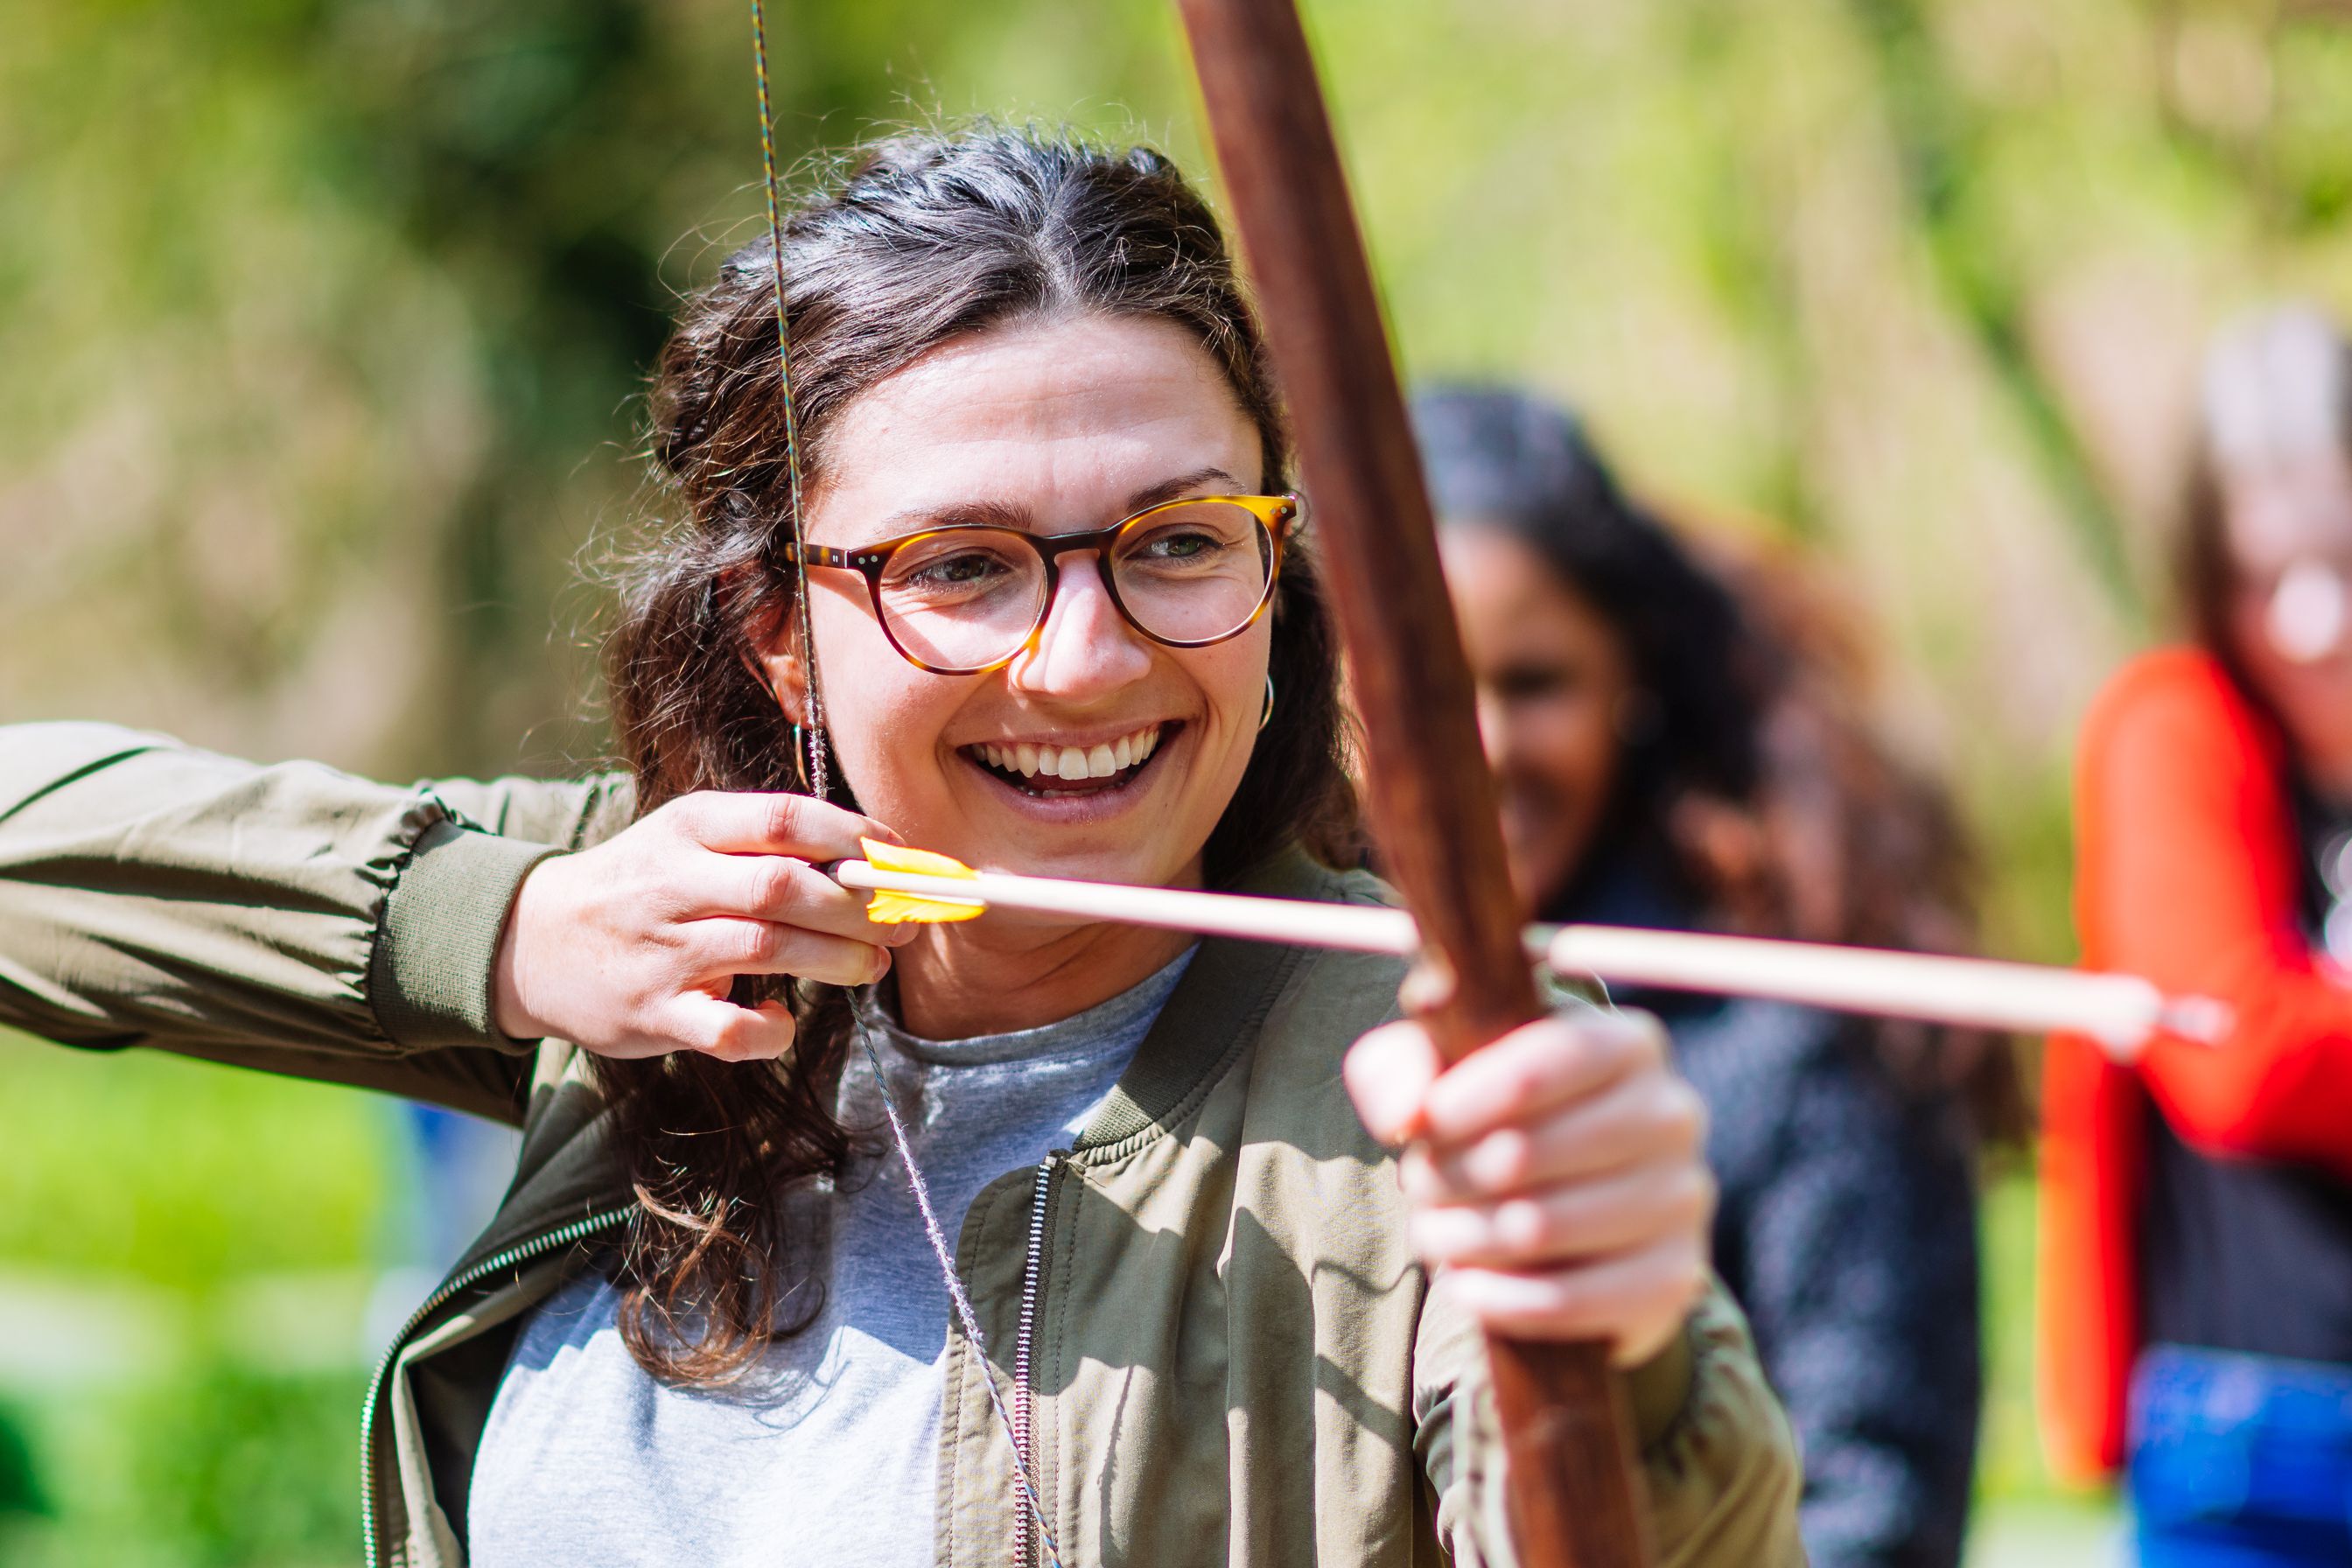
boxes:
[1980,1172,2052,1502]
[1977,1178,2127,1564]
[0,1036,382,1286]
[2,1361,368,1568]
[0,1032,385,1564]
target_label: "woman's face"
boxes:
[761,312,1273,892]
[2222,452,2352,793]
[1440,528,1634,914]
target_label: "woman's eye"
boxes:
[1496,665,1578,701]
[902,551,1008,588]
[1139,529,1222,560]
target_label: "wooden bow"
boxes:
[1172,4,1654,1564]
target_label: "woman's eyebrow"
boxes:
[1120,466,1246,514]
[862,497,1033,538]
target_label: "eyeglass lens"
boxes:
[873,502,1275,670]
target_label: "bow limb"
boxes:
[1171,4,1653,1564]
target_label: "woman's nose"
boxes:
[1474,688,1512,772]
[1007,556,1154,697]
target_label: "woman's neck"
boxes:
[890,916,1196,1039]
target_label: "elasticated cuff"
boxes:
[1624,1319,1698,1453]
[372,818,564,1051]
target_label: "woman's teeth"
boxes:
[975,724,1163,782]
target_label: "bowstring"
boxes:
[749,0,829,803]
[747,13,1060,1564]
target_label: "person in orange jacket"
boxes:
[2041,304,2352,1565]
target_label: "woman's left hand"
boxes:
[1344,1009,1713,1366]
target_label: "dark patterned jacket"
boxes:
[1561,864,1981,1568]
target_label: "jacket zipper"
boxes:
[1012,1153,1058,1568]
[358,1205,634,1568]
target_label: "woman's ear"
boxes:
[731,574,808,724]
[754,640,809,725]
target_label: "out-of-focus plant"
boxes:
[2,1349,365,1568]
[113,1358,368,1568]
[0,1398,45,1523]
[0,0,1188,778]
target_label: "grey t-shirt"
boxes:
[467,949,1194,1567]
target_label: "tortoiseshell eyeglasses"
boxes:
[785,493,1300,676]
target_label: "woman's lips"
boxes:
[960,722,1179,798]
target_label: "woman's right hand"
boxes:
[491,792,912,1062]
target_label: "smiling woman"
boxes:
[0,122,1800,1568]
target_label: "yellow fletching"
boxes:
[854,838,986,924]
[862,888,987,925]
[860,837,980,880]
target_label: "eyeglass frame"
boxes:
[782,492,1303,676]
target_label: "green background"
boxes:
[7,0,2352,1559]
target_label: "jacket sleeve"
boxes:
[2077,651,2352,1178]
[1413,1278,1805,1568]
[0,722,634,1122]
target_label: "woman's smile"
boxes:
[963,718,1174,789]
[952,718,1186,828]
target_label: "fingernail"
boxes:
[1492,1198,1549,1252]
[1399,960,1457,1018]
[1410,1208,1491,1262]
[1396,1156,1436,1205]
[1462,1130,1531,1193]
[1359,1089,1416,1144]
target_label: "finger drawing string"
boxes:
[748,10,1056,1559]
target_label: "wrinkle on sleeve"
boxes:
[0,723,573,1116]
[1414,1278,1803,1568]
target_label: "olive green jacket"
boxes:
[0,723,1802,1568]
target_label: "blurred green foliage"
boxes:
[0,1397,46,1520]
[6,0,2352,1560]
[0,1041,381,1287]
[0,1035,383,1563]
[3,1351,366,1568]
[7,0,2351,798]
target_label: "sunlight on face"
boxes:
[761,312,1272,891]
[1441,528,1633,914]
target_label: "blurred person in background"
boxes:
[2040,304,2352,1567]
[1416,385,2024,1568]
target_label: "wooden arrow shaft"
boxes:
[833,858,2204,1049]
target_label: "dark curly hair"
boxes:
[595,123,1356,1385]
[1412,384,2025,1148]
